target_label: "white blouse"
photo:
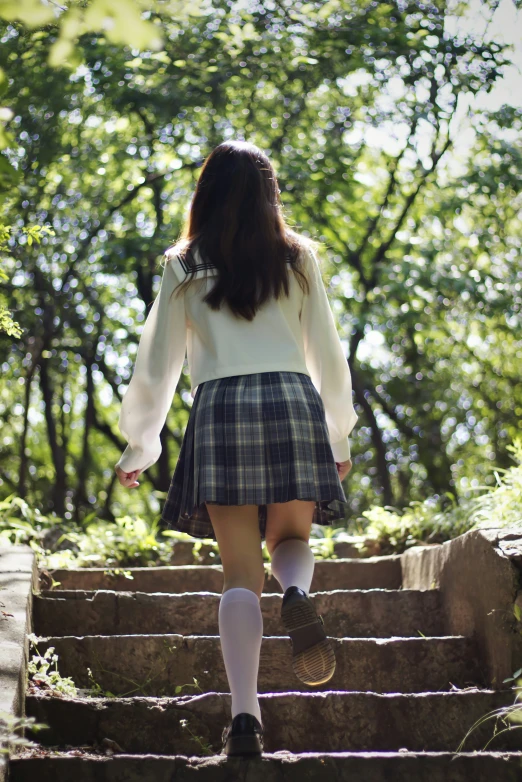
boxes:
[115,244,358,473]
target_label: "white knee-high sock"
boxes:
[218,587,263,724]
[271,538,315,594]
[270,537,315,594]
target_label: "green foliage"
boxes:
[0,494,54,547]
[85,667,109,698]
[0,0,211,69]
[0,222,54,336]
[308,524,362,560]
[0,491,226,568]
[1,436,521,568]
[0,64,17,180]
[83,662,157,698]
[0,493,179,567]
[455,672,522,752]
[466,439,522,529]
[163,529,222,563]
[56,514,173,568]
[0,711,48,755]
[0,298,21,337]
[179,717,214,756]
[504,667,522,685]
[174,676,203,696]
[26,634,78,697]
[103,567,134,580]
[355,495,477,556]
[349,436,522,556]
[0,0,520,542]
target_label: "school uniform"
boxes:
[115,243,358,540]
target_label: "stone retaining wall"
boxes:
[401,526,522,689]
[0,547,37,782]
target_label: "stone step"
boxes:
[33,588,444,638]
[11,752,522,782]
[42,555,402,593]
[25,689,519,754]
[32,633,485,695]
[167,538,365,565]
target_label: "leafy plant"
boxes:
[27,634,78,697]
[0,495,57,547]
[162,530,220,563]
[103,568,134,580]
[308,525,341,560]
[179,717,214,756]
[85,667,106,698]
[0,495,180,569]
[0,711,49,755]
[0,223,55,337]
[57,515,172,569]
[456,676,522,752]
[353,495,475,556]
[174,677,204,695]
[351,437,522,556]
[466,439,522,529]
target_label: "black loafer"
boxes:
[221,712,264,757]
[281,585,336,686]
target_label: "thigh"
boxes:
[205,503,265,598]
[265,499,316,556]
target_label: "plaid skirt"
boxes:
[160,371,350,541]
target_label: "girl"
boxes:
[114,140,357,758]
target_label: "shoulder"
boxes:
[292,240,324,282]
[163,244,218,280]
[161,244,183,280]
[161,247,194,283]
[179,248,218,276]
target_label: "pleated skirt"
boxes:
[160,371,349,541]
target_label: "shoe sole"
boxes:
[223,734,263,756]
[281,593,336,686]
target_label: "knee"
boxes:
[223,578,264,600]
[266,535,308,558]
[222,564,266,600]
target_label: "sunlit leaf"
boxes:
[48,39,75,68]
[0,0,54,26]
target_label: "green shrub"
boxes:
[354,437,522,556]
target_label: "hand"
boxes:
[335,458,352,481]
[115,465,143,488]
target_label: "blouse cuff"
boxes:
[115,443,158,474]
[331,437,351,462]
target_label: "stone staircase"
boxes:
[9,550,522,780]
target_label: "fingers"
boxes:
[335,461,352,481]
[115,466,141,488]
[124,470,140,488]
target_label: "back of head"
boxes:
[168,140,313,321]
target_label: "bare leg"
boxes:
[265,499,316,555]
[205,503,265,597]
[205,503,265,724]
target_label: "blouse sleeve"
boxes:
[300,245,358,462]
[115,256,187,473]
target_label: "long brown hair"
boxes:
[164,140,316,321]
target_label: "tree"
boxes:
[0,0,520,522]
